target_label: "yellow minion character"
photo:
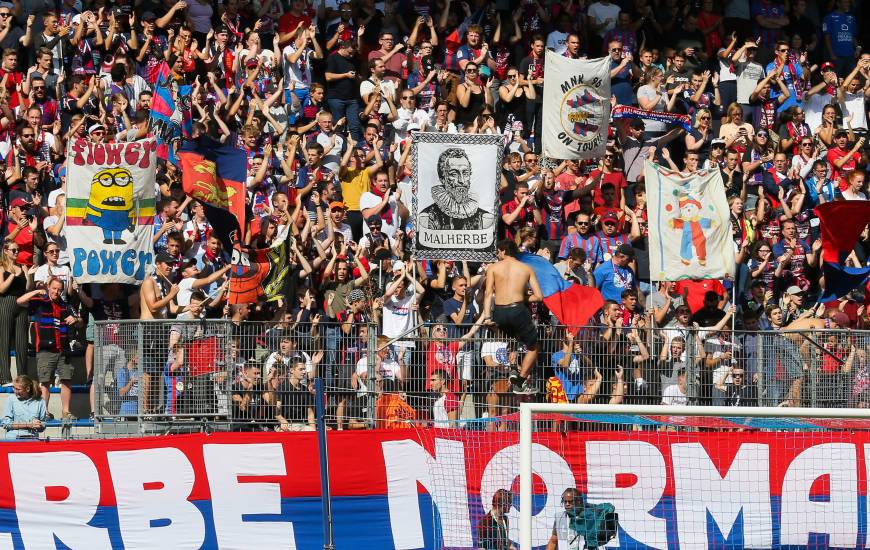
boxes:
[85,167,135,244]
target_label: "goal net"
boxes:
[517,403,870,550]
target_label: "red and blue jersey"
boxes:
[558,233,604,264]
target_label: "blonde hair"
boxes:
[13,374,40,400]
[694,108,712,128]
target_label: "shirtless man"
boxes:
[139,252,181,413]
[483,240,543,394]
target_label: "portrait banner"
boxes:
[644,161,735,281]
[65,138,158,284]
[542,52,611,160]
[411,132,502,261]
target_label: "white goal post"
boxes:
[518,403,870,550]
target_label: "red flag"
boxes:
[814,202,870,264]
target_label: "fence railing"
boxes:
[92,319,866,434]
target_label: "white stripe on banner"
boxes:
[644,161,735,281]
[542,52,610,160]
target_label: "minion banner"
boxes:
[542,52,610,160]
[645,161,735,281]
[65,138,158,284]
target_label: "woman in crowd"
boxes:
[1,375,47,440]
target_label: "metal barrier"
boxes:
[92,320,866,434]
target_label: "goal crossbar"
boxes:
[518,403,870,550]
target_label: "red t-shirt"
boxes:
[277,11,313,43]
[589,169,628,207]
[826,147,860,190]
[672,279,726,313]
[426,341,461,393]
[0,69,22,109]
[5,220,34,267]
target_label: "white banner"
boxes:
[66,139,158,284]
[542,52,610,159]
[645,161,735,281]
[411,132,501,262]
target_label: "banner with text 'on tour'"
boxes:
[542,52,611,160]
[65,138,157,284]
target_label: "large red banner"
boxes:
[0,429,867,548]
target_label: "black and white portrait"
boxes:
[413,133,502,261]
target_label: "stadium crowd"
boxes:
[1,0,869,436]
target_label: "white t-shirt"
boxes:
[717,48,737,82]
[381,286,416,341]
[358,191,399,237]
[735,60,765,104]
[804,92,835,132]
[282,44,314,90]
[587,2,620,36]
[359,78,397,116]
[315,132,344,173]
[841,91,868,131]
[636,85,667,132]
[662,383,688,406]
[553,512,587,550]
[176,277,197,307]
[34,264,70,288]
[42,215,68,266]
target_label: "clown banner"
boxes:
[65,138,158,284]
[541,52,610,160]
[644,161,735,281]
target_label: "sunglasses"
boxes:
[610,48,622,52]
[778,48,789,53]
[46,249,59,254]
[5,248,19,252]
[466,68,478,73]
[577,221,590,226]
[401,95,414,99]
[699,116,711,120]
[32,85,45,90]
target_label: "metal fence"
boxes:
[92,319,866,434]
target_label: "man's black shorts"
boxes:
[492,303,538,348]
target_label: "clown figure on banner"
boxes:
[668,191,715,267]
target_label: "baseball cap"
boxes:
[329,201,346,210]
[155,251,175,264]
[835,128,849,138]
[712,138,726,146]
[786,285,804,295]
[615,243,635,258]
[88,123,105,134]
[392,260,405,273]
[601,211,620,224]
[9,198,30,209]
[821,61,836,72]
[141,11,157,21]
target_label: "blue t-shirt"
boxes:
[822,11,857,57]
[594,259,635,301]
[765,60,803,112]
